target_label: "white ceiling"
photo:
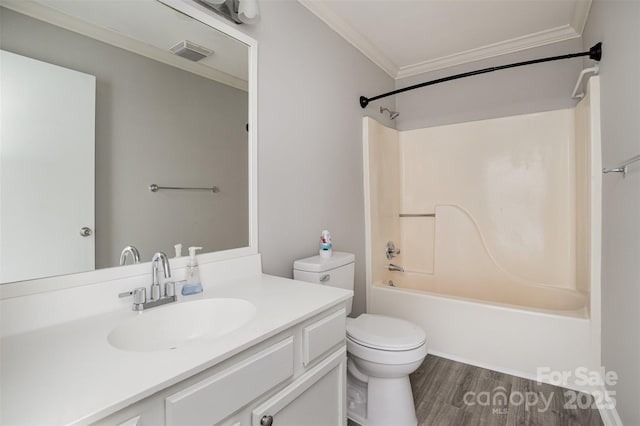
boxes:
[4,0,249,89]
[299,0,592,79]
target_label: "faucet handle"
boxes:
[164,281,175,298]
[118,287,147,305]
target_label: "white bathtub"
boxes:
[368,282,599,391]
[385,273,588,317]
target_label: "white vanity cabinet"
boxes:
[250,347,346,426]
[92,305,347,426]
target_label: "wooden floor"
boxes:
[349,355,604,426]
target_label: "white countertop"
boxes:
[0,274,352,425]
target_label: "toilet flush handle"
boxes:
[320,274,330,283]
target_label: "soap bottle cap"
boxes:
[174,243,182,258]
[187,246,203,266]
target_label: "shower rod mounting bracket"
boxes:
[359,42,602,109]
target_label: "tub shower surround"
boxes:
[363,78,602,390]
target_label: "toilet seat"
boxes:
[346,314,426,351]
[347,336,427,365]
[346,314,427,366]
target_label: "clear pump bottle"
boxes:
[182,246,203,295]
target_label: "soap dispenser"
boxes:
[182,246,203,295]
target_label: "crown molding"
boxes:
[298,0,398,78]
[299,0,592,81]
[571,0,593,35]
[396,25,581,79]
[1,0,248,91]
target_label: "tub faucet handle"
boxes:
[386,241,401,260]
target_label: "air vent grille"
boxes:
[169,40,213,62]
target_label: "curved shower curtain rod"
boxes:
[359,42,602,109]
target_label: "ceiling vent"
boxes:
[169,40,213,62]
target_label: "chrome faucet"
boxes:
[151,252,171,300]
[118,251,177,311]
[119,245,141,266]
[388,263,404,272]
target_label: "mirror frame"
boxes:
[0,0,258,299]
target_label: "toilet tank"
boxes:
[293,252,355,315]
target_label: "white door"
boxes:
[0,50,95,283]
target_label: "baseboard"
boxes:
[427,349,542,386]
[596,385,623,426]
[599,406,623,426]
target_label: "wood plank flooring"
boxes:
[349,355,604,426]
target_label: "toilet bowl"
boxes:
[292,253,427,426]
[346,314,427,426]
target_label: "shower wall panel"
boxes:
[399,110,577,290]
[364,119,400,284]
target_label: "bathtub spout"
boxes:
[388,264,404,272]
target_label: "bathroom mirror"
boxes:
[0,0,257,286]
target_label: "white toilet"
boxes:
[294,252,427,426]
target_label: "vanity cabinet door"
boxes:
[251,347,346,426]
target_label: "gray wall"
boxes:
[239,2,396,315]
[582,2,640,424]
[394,39,584,130]
[1,9,249,268]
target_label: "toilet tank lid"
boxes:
[293,252,355,272]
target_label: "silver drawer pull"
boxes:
[320,274,330,283]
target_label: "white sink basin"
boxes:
[108,298,256,352]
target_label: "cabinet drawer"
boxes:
[166,337,294,426]
[303,308,346,366]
